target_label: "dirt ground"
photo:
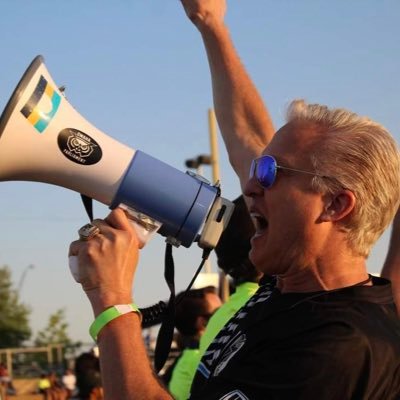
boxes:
[3,379,42,400]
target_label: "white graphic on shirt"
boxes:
[196,281,275,388]
[219,390,249,400]
[227,323,239,332]
[214,333,246,377]
[211,349,221,363]
[236,311,247,319]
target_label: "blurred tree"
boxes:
[35,308,83,367]
[0,265,31,348]
[35,308,72,346]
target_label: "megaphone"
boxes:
[0,56,234,248]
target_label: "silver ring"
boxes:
[78,223,100,241]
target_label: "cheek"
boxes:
[269,198,322,250]
[284,190,323,223]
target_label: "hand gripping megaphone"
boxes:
[0,56,234,248]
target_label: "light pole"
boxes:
[18,264,35,294]
[207,109,229,302]
[185,155,212,275]
[185,155,211,176]
[184,109,229,301]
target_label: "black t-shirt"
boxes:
[189,277,400,400]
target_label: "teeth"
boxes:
[250,212,262,219]
[250,213,268,231]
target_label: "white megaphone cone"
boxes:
[0,56,234,248]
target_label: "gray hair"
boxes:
[286,99,400,257]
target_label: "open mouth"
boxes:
[250,213,268,235]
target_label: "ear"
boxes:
[320,190,356,222]
[195,316,209,333]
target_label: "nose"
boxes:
[244,175,264,198]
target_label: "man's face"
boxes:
[197,292,222,334]
[205,292,222,316]
[244,122,328,277]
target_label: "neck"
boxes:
[277,254,370,293]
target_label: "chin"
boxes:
[249,249,269,274]
[250,246,290,276]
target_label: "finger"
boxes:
[105,208,133,232]
[91,218,115,237]
[69,240,83,257]
[103,209,140,247]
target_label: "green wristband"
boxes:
[89,303,141,342]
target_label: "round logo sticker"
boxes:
[58,128,102,165]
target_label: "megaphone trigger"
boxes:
[198,197,235,249]
[117,204,162,248]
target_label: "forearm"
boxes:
[382,208,400,278]
[96,312,171,400]
[199,20,274,189]
[381,208,400,313]
[69,209,172,400]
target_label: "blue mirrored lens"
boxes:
[256,155,277,188]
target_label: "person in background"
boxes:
[0,363,14,400]
[61,368,77,398]
[48,371,69,400]
[37,373,51,399]
[201,195,264,349]
[74,350,102,400]
[171,194,265,399]
[166,286,221,397]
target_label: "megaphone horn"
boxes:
[0,56,234,248]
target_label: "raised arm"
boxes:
[69,209,171,400]
[381,208,400,315]
[181,0,275,189]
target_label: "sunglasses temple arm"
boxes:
[277,165,325,178]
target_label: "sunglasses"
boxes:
[250,155,328,189]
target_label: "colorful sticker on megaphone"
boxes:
[21,75,61,133]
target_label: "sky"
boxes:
[0,1,399,345]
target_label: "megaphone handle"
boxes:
[126,218,156,248]
[80,195,160,248]
[67,217,154,282]
[117,204,162,248]
[81,194,95,222]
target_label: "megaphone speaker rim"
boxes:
[0,55,44,138]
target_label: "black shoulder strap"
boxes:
[154,243,176,373]
[80,194,94,222]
